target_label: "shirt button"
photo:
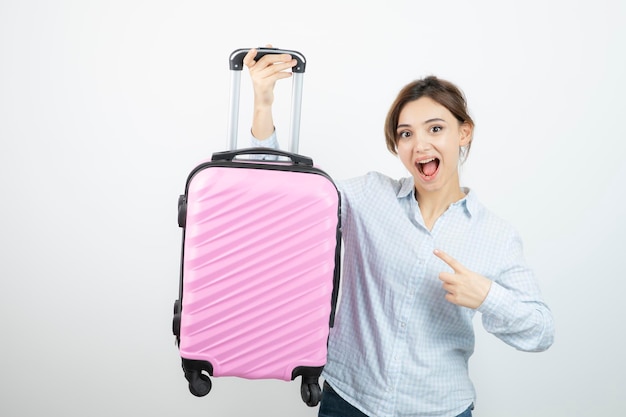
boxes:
[400,322,406,328]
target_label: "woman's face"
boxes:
[395,97,472,196]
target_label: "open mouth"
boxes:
[416,157,440,178]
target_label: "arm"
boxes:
[243,46,296,141]
[435,238,554,352]
[476,235,555,352]
[479,279,554,352]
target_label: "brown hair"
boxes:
[384,76,474,162]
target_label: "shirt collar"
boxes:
[397,177,415,199]
[396,178,479,218]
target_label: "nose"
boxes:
[412,133,431,153]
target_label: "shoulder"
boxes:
[336,172,410,222]
[339,171,407,195]
[466,191,522,243]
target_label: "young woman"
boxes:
[243,48,554,417]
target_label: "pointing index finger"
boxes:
[433,249,465,273]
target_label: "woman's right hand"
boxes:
[243,45,296,140]
[243,46,297,109]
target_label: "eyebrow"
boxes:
[423,118,446,124]
[396,118,447,129]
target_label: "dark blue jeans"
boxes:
[318,382,474,417]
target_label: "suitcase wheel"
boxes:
[188,372,212,397]
[177,195,186,228]
[172,300,181,340]
[300,380,321,407]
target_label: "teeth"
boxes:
[418,158,435,164]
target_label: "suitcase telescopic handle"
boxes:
[227,47,306,153]
[211,147,314,167]
[229,47,306,73]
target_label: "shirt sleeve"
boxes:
[250,131,280,160]
[477,233,555,352]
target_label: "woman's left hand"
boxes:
[433,249,492,309]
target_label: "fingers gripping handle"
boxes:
[229,47,306,73]
[227,47,306,153]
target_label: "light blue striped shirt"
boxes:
[251,134,554,417]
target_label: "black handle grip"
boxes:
[229,47,306,73]
[211,147,313,166]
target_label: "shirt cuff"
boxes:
[476,281,516,320]
[251,130,279,149]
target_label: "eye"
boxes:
[430,125,443,133]
[397,130,412,140]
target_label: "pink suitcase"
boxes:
[172,48,341,407]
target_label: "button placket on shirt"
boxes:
[383,243,428,415]
[380,252,424,416]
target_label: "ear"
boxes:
[459,122,473,147]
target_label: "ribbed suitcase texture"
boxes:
[173,155,341,405]
[180,165,339,380]
[173,47,338,406]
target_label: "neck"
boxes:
[415,186,466,230]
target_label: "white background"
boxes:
[1,1,624,416]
